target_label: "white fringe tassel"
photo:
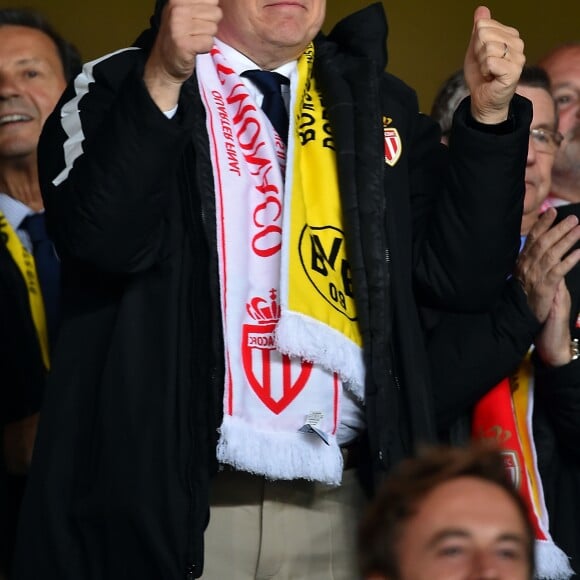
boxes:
[275,310,365,400]
[535,539,574,579]
[217,414,344,486]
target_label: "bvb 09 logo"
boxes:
[298,225,356,321]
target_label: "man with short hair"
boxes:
[358,444,535,580]
[0,8,81,579]
[15,1,531,578]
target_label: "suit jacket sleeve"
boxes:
[411,95,532,312]
[534,348,580,460]
[38,48,197,274]
[426,278,541,430]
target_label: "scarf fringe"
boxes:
[217,414,343,486]
[535,540,574,579]
[275,310,365,398]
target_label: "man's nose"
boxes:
[469,550,501,580]
[0,75,21,100]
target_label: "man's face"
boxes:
[518,85,558,235]
[217,0,326,69]
[540,46,580,196]
[0,25,66,163]
[395,477,532,580]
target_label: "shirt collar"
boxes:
[213,38,296,80]
[0,193,37,230]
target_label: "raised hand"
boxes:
[144,0,223,111]
[515,207,580,324]
[464,6,526,124]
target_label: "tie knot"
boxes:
[242,69,289,95]
[21,213,49,243]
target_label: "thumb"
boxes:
[473,5,491,28]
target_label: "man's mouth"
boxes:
[265,2,305,8]
[0,114,33,126]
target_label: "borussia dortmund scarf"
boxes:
[472,354,573,579]
[0,211,50,370]
[196,44,364,485]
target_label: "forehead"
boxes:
[0,25,62,71]
[542,46,580,86]
[408,477,529,537]
[517,85,556,126]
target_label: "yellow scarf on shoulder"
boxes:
[0,211,50,369]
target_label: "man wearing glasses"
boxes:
[431,66,564,238]
[428,64,580,579]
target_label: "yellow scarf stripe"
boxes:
[510,354,543,519]
[0,212,50,369]
[288,45,362,348]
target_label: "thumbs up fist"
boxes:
[464,6,526,124]
[144,0,223,110]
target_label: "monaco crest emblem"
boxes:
[501,450,521,490]
[383,116,402,167]
[242,290,313,415]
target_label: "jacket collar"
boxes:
[326,3,388,70]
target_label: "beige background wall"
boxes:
[5,0,580,112]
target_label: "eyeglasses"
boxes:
[530,128,564,154]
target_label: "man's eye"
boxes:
[438,545,465,557]
[555,94,575,108]
[24,70,40,79]
[497,548,523,560]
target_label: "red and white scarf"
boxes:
[473,354,573,578]
[196,45,364,485]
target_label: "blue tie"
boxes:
[21,213,60,345]
[242,70,290,145]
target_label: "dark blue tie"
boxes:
[242,70,290,145]
[21,213,60,346]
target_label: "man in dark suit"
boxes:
[0,10,80,578]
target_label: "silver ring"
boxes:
[501,42,509,59]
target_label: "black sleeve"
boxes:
[411,95,532,312]
[426,277,541,430]
[533,258,580,459]
[38,48,196,274]
[534,352,580,460]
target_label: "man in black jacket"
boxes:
[429,66,580,577]
[15,1,531,578]
[0,9,80,579]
